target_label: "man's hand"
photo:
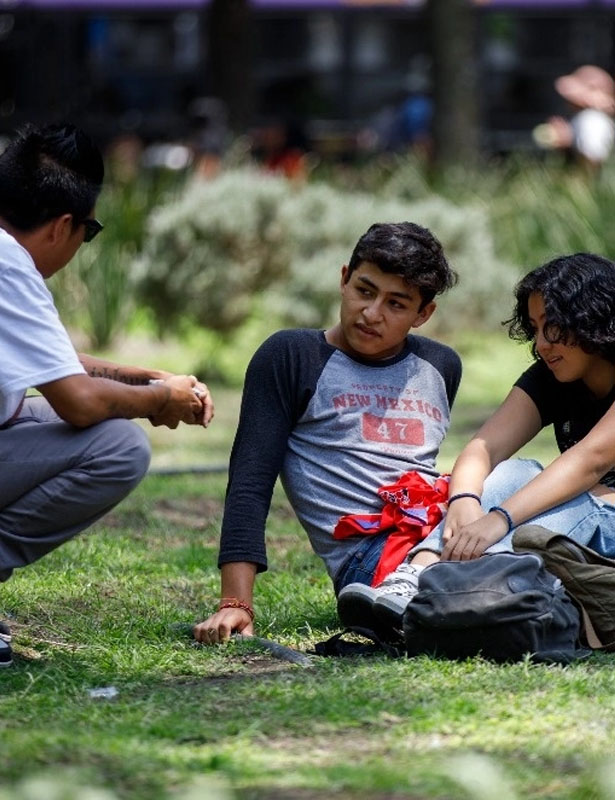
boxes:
[148,375,210,429]
[441,510,510,562]
[191,379,214,427]
[193,607,254,644]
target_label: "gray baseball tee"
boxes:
[219,328,461,581]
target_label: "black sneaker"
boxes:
[0,637,12,667]
[0,620,11,643]
[337,582,380,630]
[337,582,403,642]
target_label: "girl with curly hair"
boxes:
[338,252,615,631]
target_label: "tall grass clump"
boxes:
[49,172,187,349]
[490,158,615,269]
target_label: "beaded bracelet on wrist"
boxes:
[218,597,255,620]
[488,505,514,533]
[447,492,482,505]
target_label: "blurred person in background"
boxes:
[533,65,615,172]
[0,122,214,668]
[187,96,230,180]
[254,118,312,182]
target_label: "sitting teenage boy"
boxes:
[193,221,460,644]
[0,123,214,667]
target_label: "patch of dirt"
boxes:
[154,496,224,530]
[101,496,224,532]
[94,509,150,530]
[170,653,310,686]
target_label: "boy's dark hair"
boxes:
[0,123,104,232]
[346,221,457,307]
[507,252,615,363]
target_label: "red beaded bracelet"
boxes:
[218,597,255,620]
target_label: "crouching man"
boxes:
[0,123,214,666]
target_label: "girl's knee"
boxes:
[481,459,543,507]
[487,458,542,490]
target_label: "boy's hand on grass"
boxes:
[193,608,254,645]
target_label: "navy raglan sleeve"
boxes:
[443,348,462,408]
[412,336,462,409]
[218,330,318,572]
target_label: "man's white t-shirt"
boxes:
[0,228,85,425]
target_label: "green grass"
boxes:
[2,331,597,800]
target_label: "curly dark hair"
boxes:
[507,252,615,363]
[347,221,458,309]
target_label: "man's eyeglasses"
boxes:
[81,218,104,243]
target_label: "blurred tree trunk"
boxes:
[207,0,253,133]
[428,0,480,168]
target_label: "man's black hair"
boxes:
[347,221,457,307]
[0,122,104,232]
[507,252,615,363]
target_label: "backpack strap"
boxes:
[312,627,404,658]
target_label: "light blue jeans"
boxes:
[412,458,615,559]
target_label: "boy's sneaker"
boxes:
[337,583,382,635]
[337,562,425,640]
[0,637,12,667]
[0,620,11,643]
[373,562,424,633]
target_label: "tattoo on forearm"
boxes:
[87,366,147,385]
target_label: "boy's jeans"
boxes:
[413,458,615,559]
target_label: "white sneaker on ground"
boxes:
[337,562,425,640]
[0,620,11,643]
[0,634,12,667]
[373,562,424,632]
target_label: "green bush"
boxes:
[136,170,292,334]
[51,152,615,358]
[137,168,518,342]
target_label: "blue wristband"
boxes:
[489,505,514,533]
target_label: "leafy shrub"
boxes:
[136,168,518,342]
[136,170,292,334]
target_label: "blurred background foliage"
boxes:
[48,155,615,386]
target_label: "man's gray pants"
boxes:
[0,396,151,582]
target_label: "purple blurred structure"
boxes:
[1,0,615,159]
[11,0,615,5]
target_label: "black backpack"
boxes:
[402,552,587,664]
[316,552,588,665]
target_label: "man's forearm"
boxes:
[78,353,170,386]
